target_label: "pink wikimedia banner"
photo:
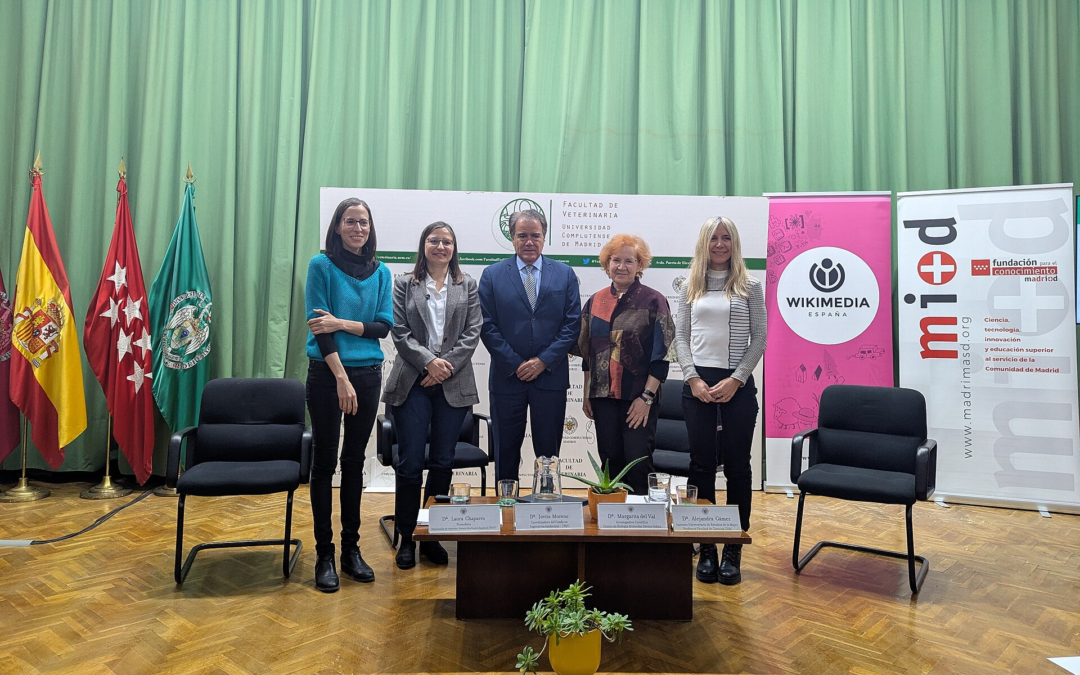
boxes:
[763,194,894,489]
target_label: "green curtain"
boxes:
[1,0,1078,474]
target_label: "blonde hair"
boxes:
[599,233,652,278]
[684,216,751,303]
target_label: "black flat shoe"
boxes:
[395,542,416,570]
[315,554,339,593]
[419,541,449,565]
[719,544,742,586]
[341,548,375,583]
[696,543,719,583]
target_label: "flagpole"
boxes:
[0,416,50,502]
[154,163,195,499]
[81,415,131,499]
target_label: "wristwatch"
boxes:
[639,394,654,405]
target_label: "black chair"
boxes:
[652,377,692,477]
[375,408,493,547]
[166,378,311,584]
[791,384,937,594]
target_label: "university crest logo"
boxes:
[12,297,65,368]
[492,198,545,251]
[161,291,212,370]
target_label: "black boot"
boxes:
[419,541,449,565]
[696,543,719,583]
[396,540,417,570]
[315,553,339,593]
[719,544,742,585]
[341,547,375,583]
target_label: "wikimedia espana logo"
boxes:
[777,246,878,345]
[492,198,545,251]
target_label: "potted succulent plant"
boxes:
[515,580,633,675]
[561,453,649,521]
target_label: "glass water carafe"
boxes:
[532,456,563,500]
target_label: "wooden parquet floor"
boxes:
[0,483,1077,675]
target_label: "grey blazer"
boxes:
[382,272,482,408]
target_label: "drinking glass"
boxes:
[648,472,671,503]
[677,484,698,505]
[451,483,471,504]
[497,479,519,506]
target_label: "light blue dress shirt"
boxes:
[516,254,544,294]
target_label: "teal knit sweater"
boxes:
[304,254,393,367]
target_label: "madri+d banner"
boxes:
[898,184,1080,511]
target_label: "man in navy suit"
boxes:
[479,209,581,482]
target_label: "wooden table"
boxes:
[414,496,751,620]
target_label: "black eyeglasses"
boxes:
[342,218,370,230]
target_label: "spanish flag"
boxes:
[10,171,87,467]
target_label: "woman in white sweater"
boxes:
[674,216,766,585]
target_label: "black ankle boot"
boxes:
[696,543,719,583]
[396,541,417,570]
[719,544,742,585]
[315,553,339,593]
[419,541,449,565]
[341,547,375,583]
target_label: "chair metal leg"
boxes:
[792,497,929,594]
[379,515,399,548]
[175,492,303,585]
[480,464,487,496]
[283,491,302,579]
[792,492,806,570]
[174,495,187,584]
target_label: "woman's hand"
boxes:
[688,377,715,403]
[425,358,454,383]
[336,376,358,415]
[308,309,344,335]
[709,377,740,403]
[626,397,650,429]
[582,398,594,420]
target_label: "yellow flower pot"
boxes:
[587,488,627,522]
[547,630,602,675]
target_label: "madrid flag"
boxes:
[10,172,87,466]
[84,177,154,483]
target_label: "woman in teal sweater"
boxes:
[305,197,393,593]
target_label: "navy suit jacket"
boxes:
[478,255,581,394]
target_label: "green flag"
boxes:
[149,183,213,431]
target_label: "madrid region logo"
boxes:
[809,258,845,293]
[492,198,545,251]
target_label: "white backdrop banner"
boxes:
[897,183,1080,511]
[318,188,768,492]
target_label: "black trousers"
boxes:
[492,385,567,481]
[392,382,469,542]
[306,360,382,557]
[590,396,660,496]
[682,367,758,531]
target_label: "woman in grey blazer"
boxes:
[383,221,482,570]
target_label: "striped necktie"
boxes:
[524,264,537,310]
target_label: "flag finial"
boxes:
[31,152,44,177]
[118,157,126,179]
[184,163,195,184]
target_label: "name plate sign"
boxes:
[513,501,585,531]
[596,502,669,530]
[670,504,742,531]
[428,504,502,533]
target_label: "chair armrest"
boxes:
[473,412,494,464]
[299,428,313,484]
[165,426,198,488]
[375,414,395,467]
[790,428,818,484]
[915,438,937,501]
